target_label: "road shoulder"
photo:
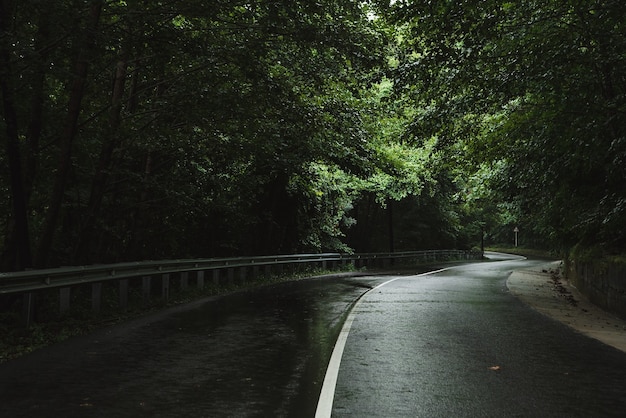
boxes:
[507,260,626,353]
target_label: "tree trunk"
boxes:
[75,49,129,263]
[35,1,103,267]
[24,4,53,202]
[0,0,32,271]
[125,79,164,260]
[125,151,153,259]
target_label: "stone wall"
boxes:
[565,258,626,320]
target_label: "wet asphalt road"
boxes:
[1,254,626,417]
[0,274,372,417]
[331,256,626,417]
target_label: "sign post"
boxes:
[513,226,519,247]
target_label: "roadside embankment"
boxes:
[507,260,626,353]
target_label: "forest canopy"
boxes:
[1,0,625,271]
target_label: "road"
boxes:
[327,255,626,417]
[1,253,626,417]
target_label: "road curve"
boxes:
[2,255,626,417]
[316,268,450,417]
[325,254,626,417]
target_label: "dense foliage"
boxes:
[383,0,626,254]
[2,0,625,271]
[0,0,387,269]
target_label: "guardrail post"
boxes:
[60,287,71,313]
[197,271,205,289]
[0,250,482,328]
[120,279,128,311]
[162,274,170,301]
[180,272,189,290]
[142,276,151,301]
[22,293,34,328]
[92,283,102,313]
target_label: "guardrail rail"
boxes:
[1,250,482,326]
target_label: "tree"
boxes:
[384,0,626,253]
[0,0,32,270]
[0,0,393,269]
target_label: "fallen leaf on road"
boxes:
[488,365,501,371]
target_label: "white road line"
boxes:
[314,267,451,417]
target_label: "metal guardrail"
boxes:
[348,250,476,262]
[0,250,479,296]
[0,250,482,326]
[0,253,344,295]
